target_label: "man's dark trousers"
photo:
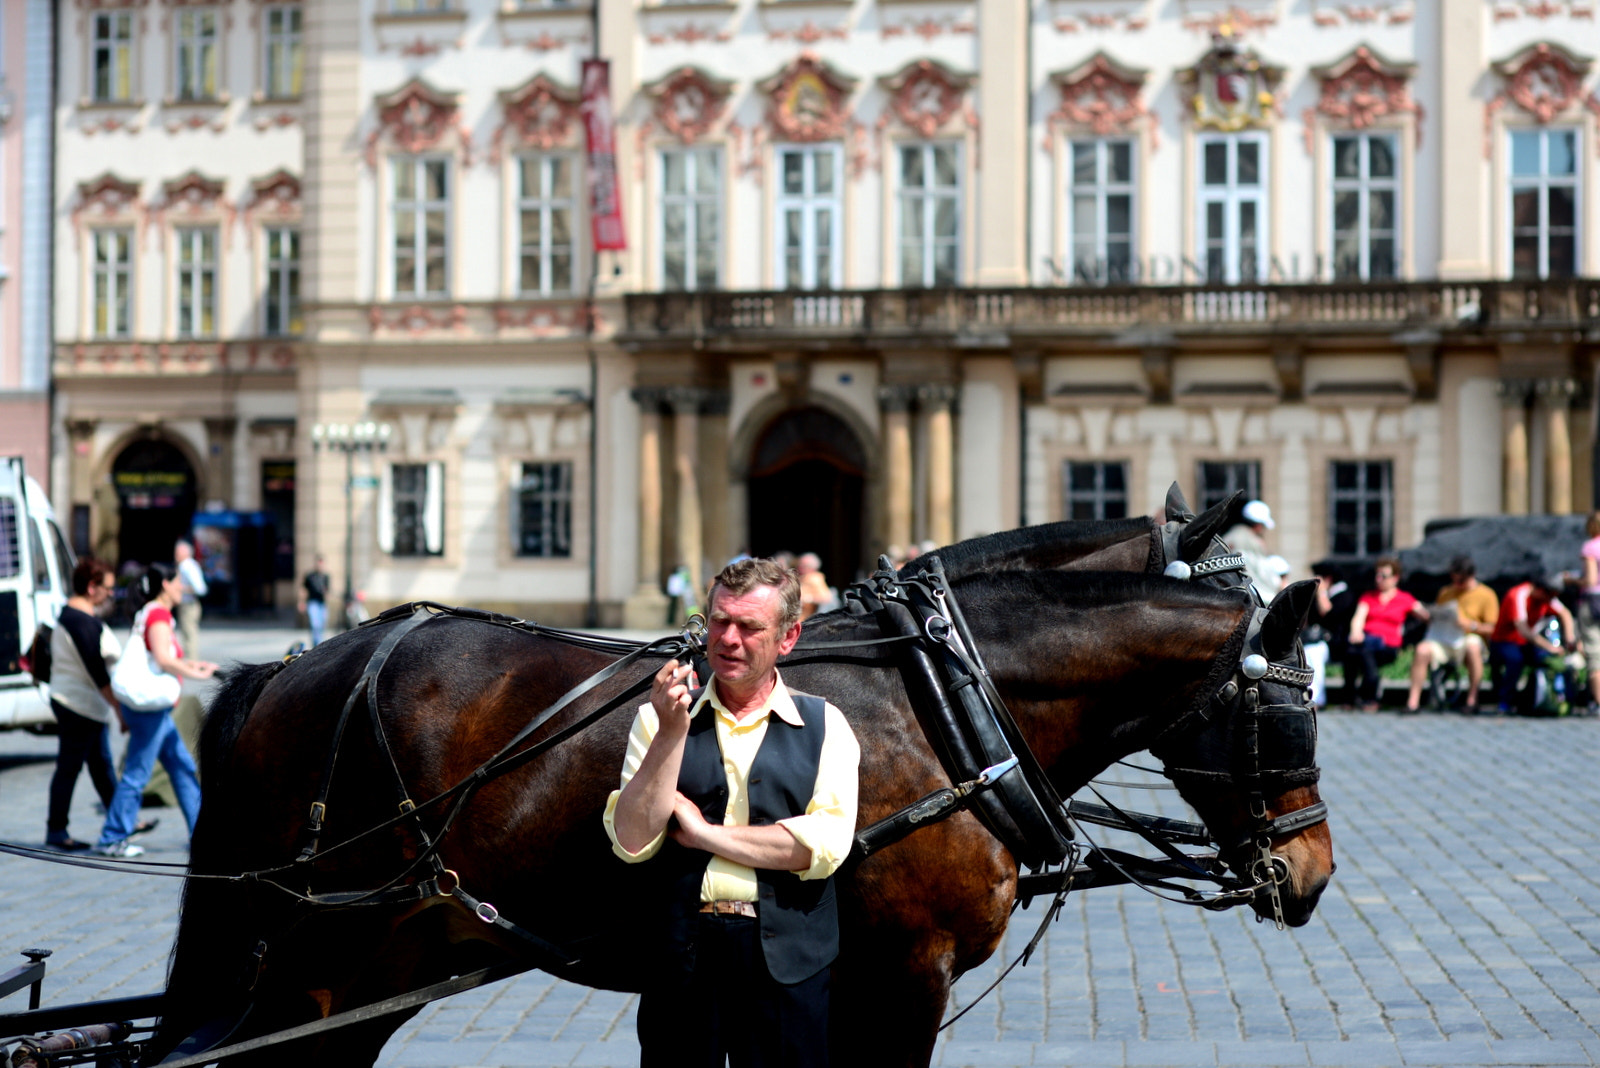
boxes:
[637,912,830,1068]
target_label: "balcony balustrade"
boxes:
[621,279,1600,346]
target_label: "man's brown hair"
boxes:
[709,558,802,629]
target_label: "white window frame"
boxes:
[92,228,133,339]
[391,155,451,299]
[175,226,218,338]
[897,140,962,288]
[659,146,722,292]
[1508,127,1580,280]
[774,144,843,291]
[90,12,135,103]
[262,4,303,100]
[1328,459,1394,558]
[264,226,300,336]
[173,7,220,102]
[378,461,445,558]
[1197,132,1268,284]
[1329,132,1400,282]
[1066,137,1136,285]
[517,153,577,297]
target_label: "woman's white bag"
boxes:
[110,606,182,712]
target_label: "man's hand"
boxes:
[668,791,711,851]
[650,659,698,736]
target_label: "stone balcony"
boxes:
[620,279,1600,350]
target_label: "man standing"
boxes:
[1405,555,1498,713]
[298,554,331,646]
[605,558,860,1068]
[173,539,207,657]
[1223,499,1281,598]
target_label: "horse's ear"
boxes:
[1164,482,1195,523]
[1262,579,1319,660]
[1177,490,1242,562]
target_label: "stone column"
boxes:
[203,417,238,508]
[879,386,915,556]
[622,388,670,630]
[1540,378,1578,515]
[1499,380,1532,516]
[920,384,959,548]
[65,419,98,555]
[667,387,705,602]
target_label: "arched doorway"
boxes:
[111,437,198,569]
[747,407,866,581]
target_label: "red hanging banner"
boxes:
[581,59,627,252]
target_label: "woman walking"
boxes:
[45,558,133,850]
[95,563,217,858]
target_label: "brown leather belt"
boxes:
[698,899,757,918]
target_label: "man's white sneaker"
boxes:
[94,839,145,859]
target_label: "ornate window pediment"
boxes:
[245,168,301,226]
[644,66,735,145]
[877,58,974,138]
[758,52,858,143]
[491,73,581,161]
[72,172,144,236]
[1491,41,1593,124]
[1046,51,1150,147]
[161,170,225,211]
[1178,33,1284,130]
[1304,45,1423,150]
[364,77,470,167]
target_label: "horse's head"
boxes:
[1150,579,1335,927]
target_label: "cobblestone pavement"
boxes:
[0,621,1598,1066]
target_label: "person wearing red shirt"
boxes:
[1490,575,1576,713]
[1343,556,1428,711]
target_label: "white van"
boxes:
[0,456,74,731]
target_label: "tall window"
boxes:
[518,154,575,295]
[175,227,218,338]
[386,462,444,558]
[661,147,720,291]
[1063,461,1129,520]
[92,229,133,339]
[776,145,842,290]
[899,142,960,287]
[1068,139,1135,284]
[263,5,303,99]
[91,12,134,103]
[264,227,301,336]
[389,0,451,10]
[1510,128,1578,279]
[516,462,573,558]
[1329,460,1393,557]
[1197,461,1261,512]
[1331,133,1398,281]
[392,157,450,298]
[1198,134,1267,284]
[174,8,219,101]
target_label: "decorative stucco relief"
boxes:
[71,173,144,239]
[1483,41,1595,157]
[1178,33,1284,130]
[1045,52,1153,151]
[758,52,858,144]
[364,78,472,168]
[1302,45,1424,153]
[644,66,736,145]
[490,74,582,163]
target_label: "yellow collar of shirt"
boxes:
[691,672,804,730]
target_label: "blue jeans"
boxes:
[307,600,327,646]
[98,703,201,847]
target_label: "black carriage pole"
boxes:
[313,422,390,631]
[581,0,604,629]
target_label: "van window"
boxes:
[29,518,51,591]
[29,520,50,591]
[49,521,75,588]
[0,499,18,578]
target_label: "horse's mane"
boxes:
[902,516,1154,577]
[949,568,1253,612]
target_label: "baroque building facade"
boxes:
[51,0,1600,624]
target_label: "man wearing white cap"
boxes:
[1223,499,1282,597]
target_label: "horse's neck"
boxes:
[976,596,1244,792]
[929,518,1153,575]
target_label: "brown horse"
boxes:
[147,570,1332,1067]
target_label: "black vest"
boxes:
[657,685,839,985]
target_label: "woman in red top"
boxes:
[94,562,217,858]
[1343,556,1428,711]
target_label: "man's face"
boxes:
[706,583,801,689]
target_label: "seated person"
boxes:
[1344,556,1428,711]
[1490,574,1576,713]
[1404,555,1499,713]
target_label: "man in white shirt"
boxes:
[173,539,208,657]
